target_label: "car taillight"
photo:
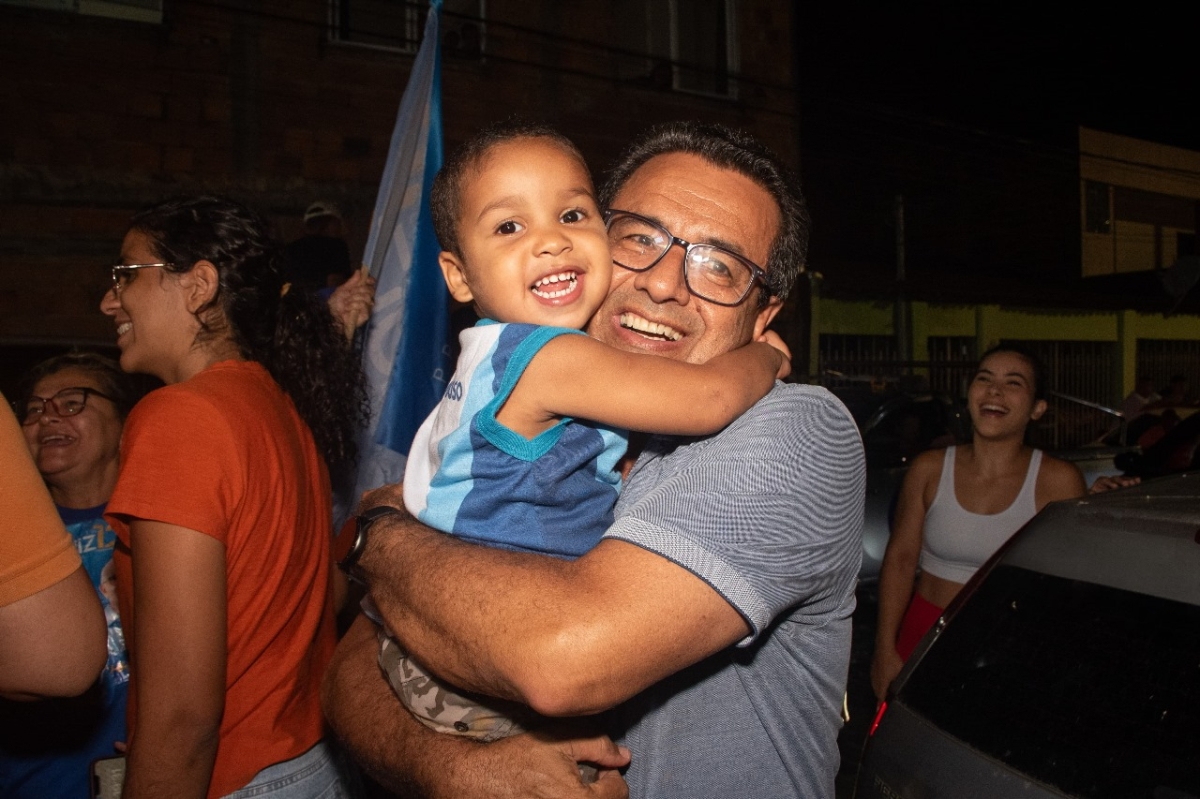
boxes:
[868,701,887,737]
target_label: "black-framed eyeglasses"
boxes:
[604,209,769,307]
[110,262,172,294]
[15,387,118,426]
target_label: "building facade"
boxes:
[0,0,798,345]
[799,100,1200,430]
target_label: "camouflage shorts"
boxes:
[377,631,530,742]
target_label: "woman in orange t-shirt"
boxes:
[99,196,367,799]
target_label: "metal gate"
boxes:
[818,335,977,396]
[1000,339,1119,449]
[1135,339,1200,398]
[818,335,1121,449]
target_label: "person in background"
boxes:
[0,397,106,701]
[871,345,1088,703]
[1117,375,1161,446]
[1,352,138,798]
[99,195,366,798]
[1119,375,1159,422]
[1158,374,1190,407]
[284,201,376,342]
[284,201,353,293]
[327,267,376,341]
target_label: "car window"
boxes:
[899,565,1200,798]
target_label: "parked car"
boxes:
[855,473,1200,799]
[839,389,970,580]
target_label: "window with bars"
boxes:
[614,0,739,98]
[0,0,162,23]
[1135,339,1200,402]
[1081,180,1199,276]
[926,336,976,397]
[329,0,483,56]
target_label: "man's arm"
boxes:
[356,482,750,717]
[321,614,630,799]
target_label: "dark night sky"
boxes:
[795,5,1195,152]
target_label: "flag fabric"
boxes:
[353,0,449,503]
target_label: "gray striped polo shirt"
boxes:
[604,382,865,799]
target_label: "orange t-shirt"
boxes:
[106,361,336,798]
[0,397,80,607]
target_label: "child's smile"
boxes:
[531,269,580,301]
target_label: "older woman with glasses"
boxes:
[98,195,366,799]
[0,352,139,799]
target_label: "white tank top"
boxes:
[918,445,1042,584]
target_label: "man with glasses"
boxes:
[324,122,865,799]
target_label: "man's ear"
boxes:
[752,296,784,339]
[1030,398,1048,422]
[438,252,475,304]
[183,260,222,315]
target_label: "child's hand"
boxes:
[757,330,792,380]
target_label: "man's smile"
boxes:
[619,312,683,342]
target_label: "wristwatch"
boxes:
[337,505,404,579]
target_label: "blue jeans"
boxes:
[222,740,359,798]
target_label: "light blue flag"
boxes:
[354,0,449,501]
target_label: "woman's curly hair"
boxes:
[128,195,369,467]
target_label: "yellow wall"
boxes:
[818,300,1126,342]
[817,298,894,334]
[817,297,1200,395]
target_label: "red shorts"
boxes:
[896,592,945,661]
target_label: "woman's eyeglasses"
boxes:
[16,387,118,425]
[110,263,172,294]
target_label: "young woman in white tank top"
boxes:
[869,346,1089,705]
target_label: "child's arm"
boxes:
[497,334,785,438]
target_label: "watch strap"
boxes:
[337,504,404,577]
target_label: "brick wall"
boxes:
[0,0,798,343]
